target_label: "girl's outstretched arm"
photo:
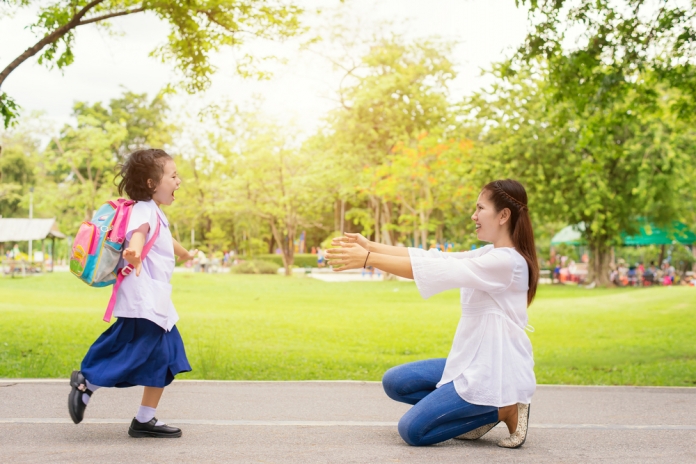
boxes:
[325,243,414,279]
[172,238,198,261]
[332,233,409,257]
[123,223,148,276]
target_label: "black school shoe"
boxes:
[128,417,182,438]
[68,370,93,424]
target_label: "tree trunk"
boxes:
[658,244,666,267]
[374,197,380,243]
[282,229,295,276]
[587,242,612,286]
[334,200,341,232]
[381,201,393,246]
[419,210,428,250]
[269,220,294,276]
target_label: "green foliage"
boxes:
[0,93,19,128]
[311,31,470,247]
[216,111,335,274]
[501,1,696,282]
[46,114,127,226]
[0,132,36,218]
[0,0,304,126]
[229,259,280,274]
[517,0,696,113]
[72,90,174,156]
[469,63,692,262]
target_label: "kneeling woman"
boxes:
[326,179,537,449]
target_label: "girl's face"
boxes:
[151,159,181,206]
[471,190,511,243]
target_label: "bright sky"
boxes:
[0,0,529,134]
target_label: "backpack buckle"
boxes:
[121,265,134,276]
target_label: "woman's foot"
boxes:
[497,403,530,449]
[128,417,182,438]
[68,371,92,424]
[454,421,500,440]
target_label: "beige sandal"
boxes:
[454,421,500,440]
[497,403,530,449]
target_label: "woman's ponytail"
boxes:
[483,179,539,306]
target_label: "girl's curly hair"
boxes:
[116,149,172,201]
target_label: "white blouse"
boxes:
[112,200,179,331]
[409,245,536,407]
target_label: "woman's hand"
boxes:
[331,233,371,250]
[123,248,142,276]
[325,243,370,272]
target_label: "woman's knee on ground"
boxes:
[397,411,425,446]
[381,366,403,402]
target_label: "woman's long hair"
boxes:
[483,179,539,306]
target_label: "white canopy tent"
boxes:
[0,218,66,272]
[0,218,65,242]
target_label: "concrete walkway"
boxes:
[1,380,694,463]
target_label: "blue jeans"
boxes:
[382,358,499,446]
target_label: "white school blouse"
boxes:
[112,200,179,331]
[409,245,536,407]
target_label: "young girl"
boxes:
[327,179,537,449]
[68,148,196,438]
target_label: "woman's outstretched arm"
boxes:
[332,233,409,257]
[325,243,414,279]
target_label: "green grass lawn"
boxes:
[1,273,695,386]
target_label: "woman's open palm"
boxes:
[331,233,370,249]
[325,243,369,271]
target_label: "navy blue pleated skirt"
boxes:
[81,317,191,388]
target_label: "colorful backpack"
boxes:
[70,199,160,322]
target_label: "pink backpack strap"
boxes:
[103,220,161,323]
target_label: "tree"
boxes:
[466,63,693,285]
[367,132,476,248]
[0,0,304,127]
[0,126,38,217]
[218,113,334,275]
[48,114,127,223]
[315,32,458,245]
[486,0,696,284]
[73,90,174,156]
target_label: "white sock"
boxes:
[82,380,102,405]
[135,405,164,425]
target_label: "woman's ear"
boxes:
[499,208,511,226]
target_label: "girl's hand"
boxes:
[325,243,369,272]
[179,248,198,261]
[331,233,370,250]
[123,248,142,276]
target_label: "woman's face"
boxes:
[471,190,510,243]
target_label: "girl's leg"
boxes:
[134,387,165,424]
[141,386,164,408]
[382,358,447,405]
[397,382,498,446]
[129,386,181,437]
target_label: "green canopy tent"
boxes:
[551,221,696,246]
[621,222,696,245]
